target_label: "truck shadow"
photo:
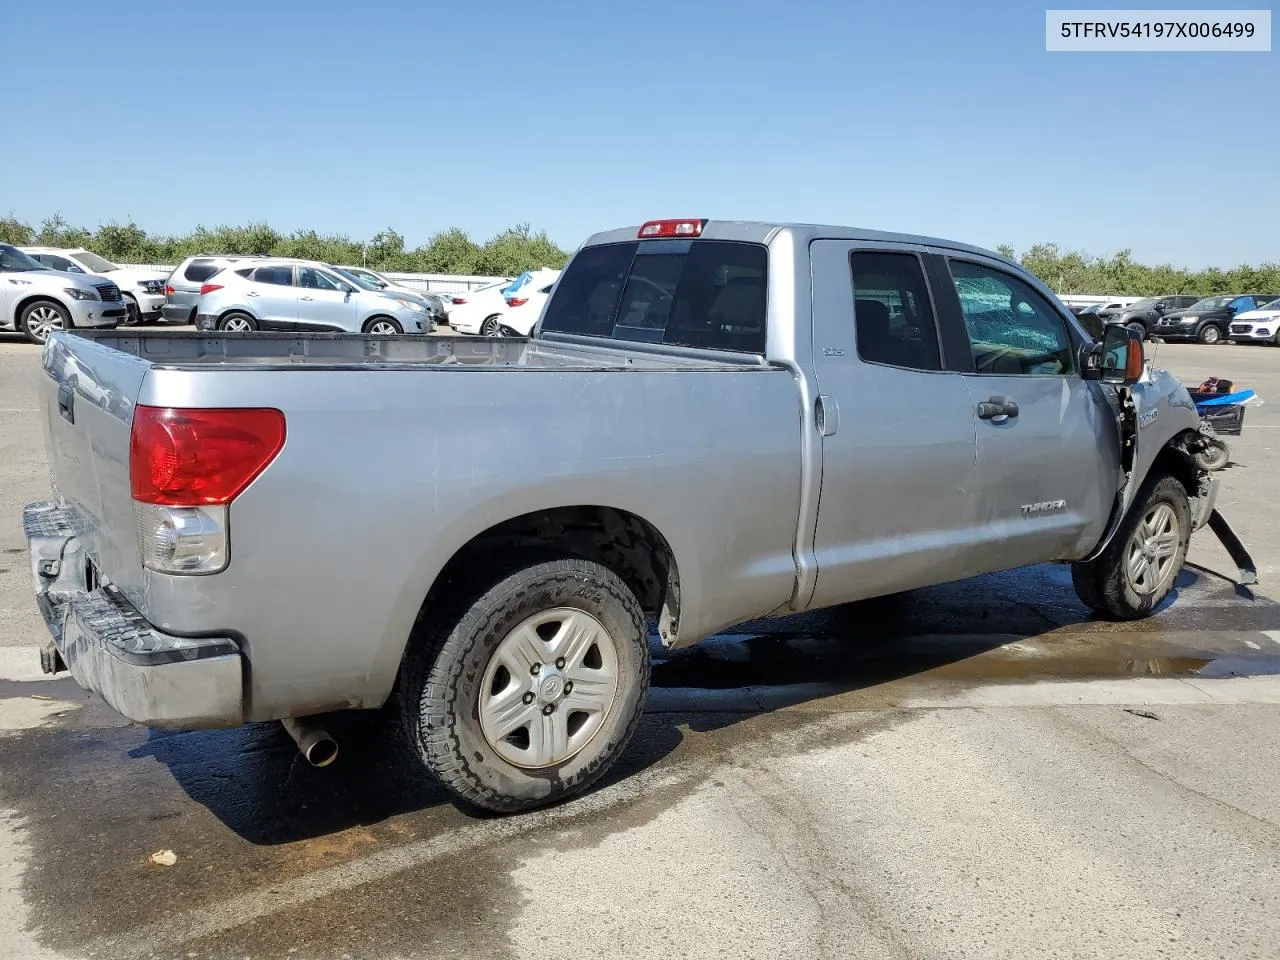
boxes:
[138,562,1280,846]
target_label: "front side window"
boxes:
[849,251,942,371]
[252,265,294,286]
[949,260,1074,376]
[541,239,767,353]
[299,267,344,291]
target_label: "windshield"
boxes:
[1186,296,1230,312]
[1127,298,1157,309]
[1260,298,1280,311]
[72,251,119,273]
[0,244,49,272]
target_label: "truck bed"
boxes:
[64,330,766,371]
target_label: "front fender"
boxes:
[1083,368,1209,560]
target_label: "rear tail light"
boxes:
[638,218,706,238]
[130,406,285,574]
[507,297,528,308]
[164,284,175,297]
[199,283,223,296]
[451,297,467,305]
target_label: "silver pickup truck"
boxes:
[24,219,1244,813]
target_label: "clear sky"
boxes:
[1,0,1276,267]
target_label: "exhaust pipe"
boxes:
[281,716,339,768]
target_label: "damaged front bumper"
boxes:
[24,500,244,729]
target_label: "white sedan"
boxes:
[501,273,561,336]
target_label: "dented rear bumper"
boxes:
[24,500,244,730]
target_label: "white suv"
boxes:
[1,244,127,343]
[21,247,168,325]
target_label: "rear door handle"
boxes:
[300,296,315,301]
[245,291,259,298]
[977,398,1019,420]
[816,394,839,437]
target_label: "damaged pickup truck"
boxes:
[25,219,1249,813]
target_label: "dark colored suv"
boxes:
[1110,296,1201,339]
[1152,294,1280,344]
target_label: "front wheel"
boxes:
[123,295,141,326]
[364,317,402,335]
[1198,324,1222,345]
[19,300,70,345]
[1071,475,1190,620]
[1126,322,1146,340]
[397,558,650,813]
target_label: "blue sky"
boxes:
[1,0,1276,267]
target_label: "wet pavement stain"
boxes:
[2,561,1279,958]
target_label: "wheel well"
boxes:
[418,506,682,642]
[219,308,254,324]
[1151,429,1215,524]
[14,295,67,321]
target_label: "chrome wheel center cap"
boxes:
[538,671,565,703]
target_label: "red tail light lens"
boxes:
[163,284,175,297]
[130,406,286,506]
[638,218,706,238]
[199,283,223,296]
[451,297,467,304]
[507,297,528,308]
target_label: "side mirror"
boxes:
[67,265,85,274]
[340,283,356,295]
[1090,323,1144,385]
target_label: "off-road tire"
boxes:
[1071,474,1190,620]
[397,557,650,813]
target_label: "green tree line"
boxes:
[996,243,1280,297]
[0,215,570,277]
[2,215,1276,294]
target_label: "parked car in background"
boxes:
[446,277,519,335]
[334,266,423,299]
[1109,296,1201,339]
[163,256,263,325]
[330,265,446,326]
[1072,303,1106,338]
[0,243,126,344]
[1228,297,1280,345]
[495,271,561,336]
[21,247,167,325]
[1153,294,1280,344]
[195,259,436,334]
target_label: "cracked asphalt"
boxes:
[3,333,1280,960]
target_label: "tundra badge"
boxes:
[1021,499,1066,516]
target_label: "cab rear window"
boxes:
[539,240,767,353]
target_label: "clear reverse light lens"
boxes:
[135,503,228,574]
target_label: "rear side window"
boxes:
[252,265,294,285]
[849,251,942,371]
[540,240,767,353]
[184,260,222,282]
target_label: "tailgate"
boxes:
[40,333,151,604]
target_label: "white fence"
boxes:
[124,264,506,294]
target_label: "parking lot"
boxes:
[3,332,1280,959]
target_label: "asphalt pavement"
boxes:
[2,331,1280,960]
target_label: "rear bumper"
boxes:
[24,500,243,730]
[162,302,195,323]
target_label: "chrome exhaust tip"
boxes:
[280,716,339,768]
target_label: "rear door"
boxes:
[245,264,299,328]
[297,266,360,331]
[807,240,983,608]
[934,254,1119,569]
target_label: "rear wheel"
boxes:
[1125,322,1146,340]
[481,315,502,337]
[19,300,70,345]
[1198,324,1222,345]
[396,557,650,813]
[364,317,402,335]
[1071,474,1190,620]
[218,312,258,332]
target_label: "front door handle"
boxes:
[245,292,259,298]
[300,296,316,301]
[977,398,1019,421]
